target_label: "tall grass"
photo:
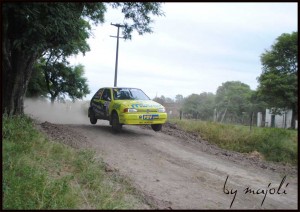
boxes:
[3,115,145,209]
[169,119,298,165]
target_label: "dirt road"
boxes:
[24,99,298,209]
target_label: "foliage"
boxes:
[170,119,297,165]
[27,59,90,103]
[109,2,165,39]
[3,3,96,56]
[26,62,48,98]
[175,94,184,112]
[153,95,174,105]
[182,94,200,118]
[182,92,215,120]
[3,115,144,209]
[215,81,253,123]
[256,32,297,121]
[46,63,90,103]
[3,2,164,115]
[2,2,164,56]
[175,94,184,104]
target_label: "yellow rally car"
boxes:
[88,87,167,132]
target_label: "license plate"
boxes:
[143,114,159,120]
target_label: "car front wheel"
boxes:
[111,112,122,133]
[89,109,97,125]
[151,124,162,132]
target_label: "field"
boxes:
[3,114,297,209]
[169,118,298,165]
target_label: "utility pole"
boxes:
[110,23,125,87]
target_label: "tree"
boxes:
[175,94,184,107]
[165,97,174,104]
[182,94,200,119]
[197,92,215,120]
[256,32,298,128]
[175,94,184,117]
[63,64,90,103]
[26,60,90,103]
[182,93,215,120]
[26,22,91,101]
[26,62,48,98]
[153,95,166,105]
[175,94,184,103]
[3,2,164,115]
[215,81,253,123]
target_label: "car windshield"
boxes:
[113,88,150,100]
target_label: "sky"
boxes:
[68,2,298,101]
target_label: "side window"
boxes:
[101,89,111,101]
[93,88,104,100]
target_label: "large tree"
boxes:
[257,32,298,128]
[2,2,164,115]
[215,81,253,123]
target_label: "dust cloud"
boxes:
[24,98,91,125]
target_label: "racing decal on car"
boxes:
[113,103,121,110]
[131,104,161,108]
[91,104,102,114]
[104,101,110,115]
[93,99,102,103]
[104,101,110,107]
[91,101,99,108]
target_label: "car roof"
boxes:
[100,87,142,90]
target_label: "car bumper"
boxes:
[119,113,167,125]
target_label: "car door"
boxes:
[99,88,112,120]
[90,88,104,119]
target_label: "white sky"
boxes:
[68,2,298,100]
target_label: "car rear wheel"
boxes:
[89,109,97,125]
[151,124,162,132]
[111,112,122,133]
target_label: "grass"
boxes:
[169,118,298,165]
[3,115,146,209]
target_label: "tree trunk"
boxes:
[3,49,38,116]
[249,111,254,131]
[2,5,39,116]
[220,107,228,123]
[51,96,55,104]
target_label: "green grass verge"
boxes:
[3,115,146,209]
[169,119,298,165]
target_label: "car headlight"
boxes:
[158,108,165,113]
[124,108,138,113]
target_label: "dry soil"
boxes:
[24,99,298,209]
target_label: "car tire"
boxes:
[151,124,162,132]
[89,109,97,125]
[111,112,122,133]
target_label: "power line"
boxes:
[110,23,125,87]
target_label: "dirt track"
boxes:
[24,99,298,209]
